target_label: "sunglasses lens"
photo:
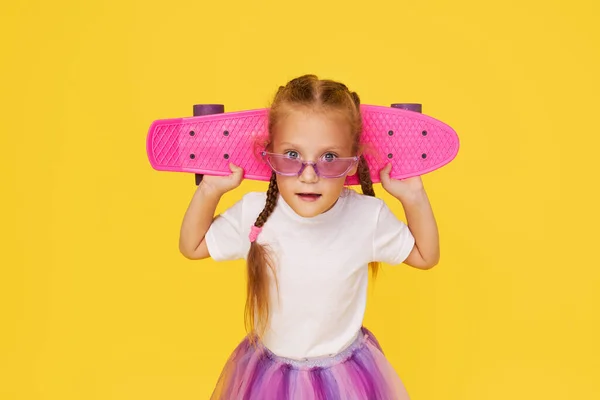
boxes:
[267,154,301,175]
[317,159,355,177]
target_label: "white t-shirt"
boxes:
[205,188,415,359]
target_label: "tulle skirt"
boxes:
[210,327,410,399]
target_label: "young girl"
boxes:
[179,75,440,399]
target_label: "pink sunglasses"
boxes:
[261,151,359,178]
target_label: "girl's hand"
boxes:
[198,163,245,197]
[379,163,425,204]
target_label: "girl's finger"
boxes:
[379,163,392,184]
[229,163,244,180]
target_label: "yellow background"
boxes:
[2,0,599,398]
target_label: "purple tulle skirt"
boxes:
[210,327,410,399]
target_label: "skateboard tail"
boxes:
[147,117,187,172]
[147,110,273,181]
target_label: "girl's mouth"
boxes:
[296,193,322,202]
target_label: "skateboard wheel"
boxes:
[193,104,225,116]
[391,103,422,113]
[193,104,225,185]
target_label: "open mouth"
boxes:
[296,193,322,201]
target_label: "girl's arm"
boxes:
[400,190,440,269]
[179,164,244,260]
[380,164,440,270]
[179,184,223,260]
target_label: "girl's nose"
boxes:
[299,163,319,183]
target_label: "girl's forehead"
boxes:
[273,109,353,149]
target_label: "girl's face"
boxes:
[271,109,358,218]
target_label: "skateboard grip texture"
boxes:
[147,105,459,184]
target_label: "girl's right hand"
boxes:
[198,163,245,197]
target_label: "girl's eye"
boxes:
[284,150,299,159]
[321,153,338,162]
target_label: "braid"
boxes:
[357,155,375,197]
[255,172,279,227]
[245,172,279,343]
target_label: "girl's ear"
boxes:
[253,136,271,161]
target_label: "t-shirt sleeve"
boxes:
[205,196,252,261]
[373,201,415,265]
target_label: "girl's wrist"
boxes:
[197,181,225,200]
[396,188,428,207]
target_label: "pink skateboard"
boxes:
[146,103,459,185]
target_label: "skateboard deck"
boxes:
[146,104,459,185]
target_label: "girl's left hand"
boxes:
[379,163,425,203]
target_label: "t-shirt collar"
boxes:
[277,188,351,223]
